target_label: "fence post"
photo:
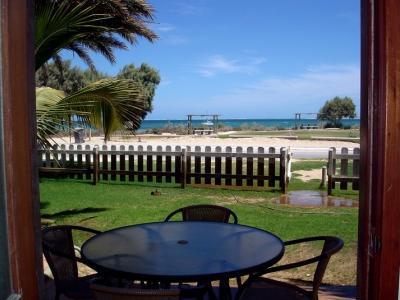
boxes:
[327,148,333,195]
[340,147,349,190]
[93,147,98,185]
[181,148,187,189]
[320,166,327,188]
[280,148,288,193]
[268,147,276,187]
[352,147,360,190]
[286,148,292,184]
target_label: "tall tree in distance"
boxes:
[35,60,161,143]
[36,61,161,118]
[83,69,108,84]
[36,60,87,94]
[117,63,161,117]
[318,96,356,127]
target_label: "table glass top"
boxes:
[81,222,283,280]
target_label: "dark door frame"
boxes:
[1,0,43,299]
[1,0,400,299]
[358,0,400,299]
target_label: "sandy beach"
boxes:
[53,134,358,148]
[52,134,359,159]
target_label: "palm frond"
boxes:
[35,0,110,69]
[65,43,96,71]
[36,79,147,147]
[35,0,157,69]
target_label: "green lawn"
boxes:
[291,160,327,172]
[40,174,358,285]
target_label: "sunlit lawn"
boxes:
[40,158,358,285]
[40,164,358,286]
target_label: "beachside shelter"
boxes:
[1,1,400,299]
[294,112,324,129]
[187,114,220,134]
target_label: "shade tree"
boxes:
[318,96,356,127]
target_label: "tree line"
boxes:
[36,61,160,120]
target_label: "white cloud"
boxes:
[197,55,266,77]
[155,24,175,33]
[153,23,188,46]
[246,64,359,98]
[171,1,205,15]
[205,64,360,117]
[159,75,172,87]
[151,64,360,119]
[163,35,188,46]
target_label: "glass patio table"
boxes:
[81,221,284,299]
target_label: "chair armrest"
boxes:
[70,225,102,235]
[164,208,183,222]
[42,225,101,261]
[42,243,77,261]
[262,255,322,274]
[47,245,88,264]
[283,236,327,246]
[285,236,344,256]
[71,226,101,262]
[252,236,327,276]
[230,210,239,224]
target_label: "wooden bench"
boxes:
[194,129,214,135]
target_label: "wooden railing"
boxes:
[327,147,360,195]
[38,145,290,192]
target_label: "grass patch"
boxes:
[40,178,358,285]
[225,129,360,140]
[291,160,327,172]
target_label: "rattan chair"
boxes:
[165,205,239,300]
[90,284,181,300]
[42,225,102,300]
[235,236,344,300]
[164,204,238,224]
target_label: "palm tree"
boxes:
[34,0,157,145]
[36,79,146,148]
[35,0,157,70]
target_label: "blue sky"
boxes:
[64,0,360,120]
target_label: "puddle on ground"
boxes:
[276,190,358,208]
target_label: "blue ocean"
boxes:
[139,118,360,131]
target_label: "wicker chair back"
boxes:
[164,204,238,224]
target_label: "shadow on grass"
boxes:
[40,177,182,189]
[40,178,95,186]
[98,181,182,189]
[40,201,50,209]
[39,178,282,193]
[41,207,110,219]
[95,182,283,195]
